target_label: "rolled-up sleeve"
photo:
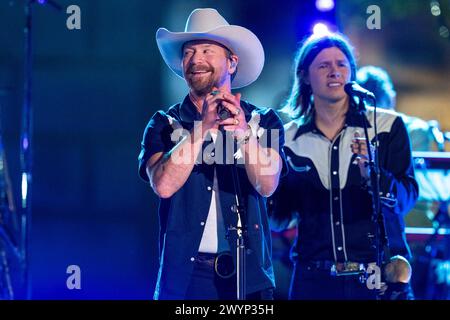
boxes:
[138,111,173,182]
[258,108,289,178]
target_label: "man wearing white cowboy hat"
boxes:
[138,8,286,299]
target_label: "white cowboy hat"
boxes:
[156,8,265,89]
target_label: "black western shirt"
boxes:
[270,107,418,263]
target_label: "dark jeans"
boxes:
[289,262,379,300]
[185,253,273,300]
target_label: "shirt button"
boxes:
[335,221,340,226]
[334,196,339,201]
[333,146,338,150]
[337,246,343,251]
[200,221,205,226]
[190,257,195,262]
[207,186,212,191]
[332,171,337,175]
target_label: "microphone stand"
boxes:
[230,164,246,300]
[216,100,247,300]
[21,0,62,299]
[354,97,389,276]
[223,130,247,300]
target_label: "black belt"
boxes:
[197,252,236,279]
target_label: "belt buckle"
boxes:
[214,251,236,279]
[330,261,365,277]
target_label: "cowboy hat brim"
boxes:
[156,25,264,89]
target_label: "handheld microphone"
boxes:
[211,90,232,120]
[344,81,376,100]
[217,104,232,120]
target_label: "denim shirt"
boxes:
[139,95,286,299]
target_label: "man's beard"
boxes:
[185,65,220,96]
[189,74,216,96]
